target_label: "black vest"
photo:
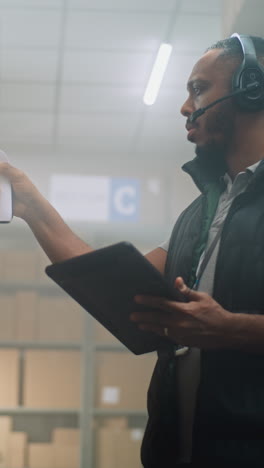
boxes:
[141,159,264,467]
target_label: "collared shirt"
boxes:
[196,160,261,295]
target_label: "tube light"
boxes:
[143,43,172,106]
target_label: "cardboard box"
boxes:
[35,249,50,283]
[95,352,156,409]
[0,295,16,341]
[103,418,128,430]
[116,429,143,468]
[3,250,38,282]
[23,350,81,408]
[0,250,7,281]
[0,416,12,468]
[94,322,119,345]
[36,297,84,343]
[28,444,53,468]
[54,446,80,468]
[52,428,80,445]
[6,432,27,468]
[96,428,116,468]
[96,427,143,468]
[0,350,19,406]
[15,291,38,341]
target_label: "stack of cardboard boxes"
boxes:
[0,249,157,467]
[0,417,27,468]
[0,349,19,407]
[96,418,144,468]
[0,418,80,468]
[23,350,81,408]
[95,351,156,410]
[94,352,155,467]
[0,348,81,465]
[0,291,84,344]
[0,248,85,344]
[0,347,81,409]
[28,428,80,468]
[0,250,40,284]
[94,325,156,468]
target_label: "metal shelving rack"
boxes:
[79,317,148,468]
[0,224,159,467]
[0,277,86,465]
[0,297,149,467]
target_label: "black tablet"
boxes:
[45,241,186,355]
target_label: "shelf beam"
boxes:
[0,407,80,414]
[0,341,82,349]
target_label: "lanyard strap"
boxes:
[193,223,224,290]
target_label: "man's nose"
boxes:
[180,95,193,117]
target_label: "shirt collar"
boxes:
[222,159,263,186]
[246,160,262,174]
[182,156,264,194]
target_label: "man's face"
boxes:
[181,49,238,162]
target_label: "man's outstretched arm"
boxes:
[0,162,94,263]
[0,162,168,273]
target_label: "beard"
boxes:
[195,99,236,174]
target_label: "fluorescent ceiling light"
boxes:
[143,43,172,106]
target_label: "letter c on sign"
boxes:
[113,186,136,216]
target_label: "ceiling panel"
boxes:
[57,114,142,154]
[58,113,140,139]
[0,0,225,163]
[65,11,170,51]
[0,1,62,7]
[0,10,61,47]
[180,0,221,14]
[1,50,58,82]
[171,15,222,52]
[60,85,145,112]
[55,136,136,155]
[0,84,55,111]
[0,113,54,142]
[67,0,178,12]
[62,50,153,84]
[162,54,198,87]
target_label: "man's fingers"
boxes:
[134,294,190,314]
[174,277,200,301]
[130,309,174,325]
[0,162,11,172]
[137,323,172,339]
[0,162,21,181]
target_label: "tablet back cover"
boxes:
[45,242,180,355]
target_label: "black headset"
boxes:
[231,33,264,111]
[189,33,264,123]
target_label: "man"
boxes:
[1,34,264,466]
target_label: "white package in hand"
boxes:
[0,150,12,223]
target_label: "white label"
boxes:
[49,174,110,221]
[130,429,143,441]
[101,386,120,405]
[147,178,161,195]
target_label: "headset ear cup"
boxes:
[232,66,264,111]
[231,34,264,111]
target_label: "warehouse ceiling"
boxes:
[0,0,223,165]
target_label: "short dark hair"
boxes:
[206,35,264,63]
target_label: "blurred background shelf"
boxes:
[0,341,82,350]
[0,408,80,415]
